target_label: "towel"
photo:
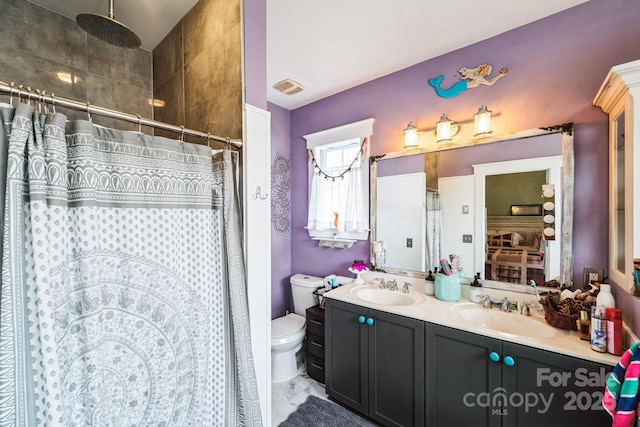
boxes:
[604,342,640,427]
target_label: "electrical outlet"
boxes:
[406,238,413,248]
[462,205,469,214]
[462,234,472,243]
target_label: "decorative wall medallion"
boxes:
[271,152,290,236]
[429,64,508,98]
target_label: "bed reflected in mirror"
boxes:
[371,128,574,290]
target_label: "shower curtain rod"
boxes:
[0,80,242,149]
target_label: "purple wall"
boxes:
[269,102,292,318]
[280,0,640,331]
[243,0,267,109]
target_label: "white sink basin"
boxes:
[452,305,561,338]
[351,286,425,306]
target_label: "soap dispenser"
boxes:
[470,272,483,303]
[425,270,435,296]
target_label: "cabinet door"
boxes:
[501,342,611,427]
[368,309,425,427]
[425,324,502,427]
[325,299,369,414]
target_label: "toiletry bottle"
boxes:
[425,270,435,296]
[578,310,591,341]
[590,306,607,353]
[469,272,483,303]
[596,284,616,308]
[606,308,623,355]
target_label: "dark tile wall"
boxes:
[0,0,152,131]
[153,0,242,144]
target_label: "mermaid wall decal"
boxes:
[428,64,508,98]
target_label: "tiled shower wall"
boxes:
[0,0,152,131]
[153,0,243,144]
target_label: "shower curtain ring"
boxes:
[36,89,42,113]
[26,87,33,105]
[180,125,185,142]
[225,137,231,150]
[51,93,56,114]
[136,114,142,133]
[8,82,14,106]
[41,90,49,114]
[86,102,92,122]
[206,133,211,149]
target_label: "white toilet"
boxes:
[271,274,323,382]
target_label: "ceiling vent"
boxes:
[273,79,304,95]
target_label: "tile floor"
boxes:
[271,372,328,426]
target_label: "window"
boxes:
[304,118,374,243]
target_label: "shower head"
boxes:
[76,0,141,49]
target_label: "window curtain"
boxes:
[307,138,369,233]
[0,103,262,426]
[425,190,443,271]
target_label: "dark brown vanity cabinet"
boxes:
[305,305,325,384]
[325,298,425,427]
[425,323,612,427]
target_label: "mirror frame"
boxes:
[370,123,575,288]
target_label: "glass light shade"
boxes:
[474,105,492,137]
[436,114,453,142]
[404,122,418,148]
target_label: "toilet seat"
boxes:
[271,313,305,344]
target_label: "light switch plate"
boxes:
[462,234,472,243]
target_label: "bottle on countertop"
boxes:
[606,308,623,356]
[425,270,435,296]
[596,284,616,308]
[591,305,607,353]
[469,272,483,303]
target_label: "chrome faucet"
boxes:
[520,301,531,316]
[528,280,544,314]
[402,282,412,293]
[375,277,385,289]
[480,295,492,309]
[500,297,511,312]
[388,279,398,291]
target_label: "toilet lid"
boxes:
[271,313,305,339]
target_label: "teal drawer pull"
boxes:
[489,352,500,362]
[358,315,365,324]
[366,318,374,326]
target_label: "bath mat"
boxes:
[279,395,378,426]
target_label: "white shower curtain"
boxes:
[0,103,261,426]
[425,190,443,271]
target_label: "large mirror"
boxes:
[370,126,574,290]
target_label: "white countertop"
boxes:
[324,278,622,367]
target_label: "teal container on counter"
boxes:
[434,272,462,302]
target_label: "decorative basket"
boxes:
[541,294,594,331]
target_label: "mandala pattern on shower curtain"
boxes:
[0,105,227,426]
[271,152,290,236]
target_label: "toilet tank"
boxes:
[290,274,323,316]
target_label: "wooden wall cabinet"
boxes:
[594,59,640,293]
[425,323,610,427]
[325,299,425,427]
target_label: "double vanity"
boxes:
[323,272,620,427]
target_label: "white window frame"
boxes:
[304,118,374,242]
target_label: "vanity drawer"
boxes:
[306,305,325,337]
[306,353,325,384]
[306,333,325,359]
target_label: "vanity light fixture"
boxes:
[436,114,460,142]
[403,122,419,148]
[403,107,498,147]
[474,105,493,137]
